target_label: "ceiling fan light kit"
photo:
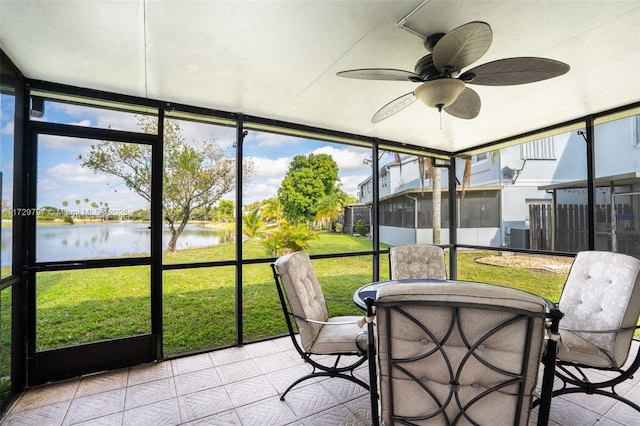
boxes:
[337,21,569,122]
[414,79,465,111]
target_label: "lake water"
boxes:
[1,222,232,264]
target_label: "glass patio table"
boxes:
[353,278,558,311]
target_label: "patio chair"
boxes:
[271,251,369,400]
[389,244,447,280]
[365,280,548,425]
[538,250,640,414]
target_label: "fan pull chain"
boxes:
[437,104,444,130]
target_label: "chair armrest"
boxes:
[560,325,639,334]
[325,296,353,303]
[291,313,362,326]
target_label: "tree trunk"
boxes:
[164,208,190,252]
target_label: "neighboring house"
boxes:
[349,114,640,254]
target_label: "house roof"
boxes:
[539,172,640,191]
[1,0,638,154]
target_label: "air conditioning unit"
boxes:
[510,228,530,249]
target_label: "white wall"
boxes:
[379,226,416,246]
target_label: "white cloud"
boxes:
[249,155,291,180]
[52,103,140,132]
[243,178,282,205]
[69,119,92,127]
[38,134,94,152]
[38,171,147,211]
[311,145,370,172]
[178,120,237,151]
[1,121,13,135]
[48,162,111,184]
[248,131,305,149]
[339,173,369,198]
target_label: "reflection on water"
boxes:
[1,222,232,264]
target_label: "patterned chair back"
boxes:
[371,280,547,425]
[274,251,328,350]
[390,244,447,280]
[558,251,640,367]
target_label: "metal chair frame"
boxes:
[537,331,640,412]
[532,250,640,419]
[271,263,369,400]
[366,297,552,425]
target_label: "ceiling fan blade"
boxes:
[444,87,481,119]
[337,68,422,82]
[460,57,570,86]
[432,21,493,73]
[372,92,417,123]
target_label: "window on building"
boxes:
[472,153,488,163]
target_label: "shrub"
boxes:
[262,221,318,256]
[355,219,368,237]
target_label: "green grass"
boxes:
[455,251,567,301]
[25,234,569,357]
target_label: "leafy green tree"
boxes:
[212,199,234,222]
[79,116,254,251]
[279,153,339,223]
[130,208,151,221]
[242,208,264,240]
[38,205,63,221]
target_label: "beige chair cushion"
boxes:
[390,244,447,280]
[274,251,365,355]
[375,281,546,426]
[556,329,616,368]
[310,316,367,354]
[275,252,328,351]
[558,251,640,367]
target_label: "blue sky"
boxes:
[1,94,373,213]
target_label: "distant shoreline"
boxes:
[1,219,235,229]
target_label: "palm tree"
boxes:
[83,198,89,219]
[61,200,69,219]
[242,208,264,240]
[90,202,99,219]
[314,193,344,230]
[262,197,284,223]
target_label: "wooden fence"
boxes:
[529,203,637,254]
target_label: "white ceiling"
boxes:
[1,0,639,154]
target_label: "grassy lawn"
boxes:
[28,233,569,357]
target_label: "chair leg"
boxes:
[549,386,640,412]
[280,371,320,401]
[536,308,562,426]
[280,369,369,400]
[366,306,379,426]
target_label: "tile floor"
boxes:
[1,337,639,425]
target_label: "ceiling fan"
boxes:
[337,21,570,122]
